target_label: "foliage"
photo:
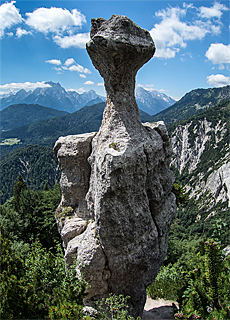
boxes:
[174,239,230,320]
[172,183,189,206]
[13,173,27,211]
[147,264,186,301]
[0,144,60,204]
[0,226,37,319]
[0,177,61,249]
[0,227,87,319]
[96,294,140,320]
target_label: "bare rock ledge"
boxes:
[54,15,176,318]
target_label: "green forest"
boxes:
[1,175,229,319]
[1,98,229,319]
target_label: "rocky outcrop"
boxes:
[171,116,230,213]
[54,15,176,318]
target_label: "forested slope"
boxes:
[0,145,60,204]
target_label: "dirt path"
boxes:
[142,297,178,320]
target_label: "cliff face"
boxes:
[170,100,230,217]
[54,15,176,318]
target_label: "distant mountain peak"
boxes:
[0,82,105,113]
[135,86,175,115]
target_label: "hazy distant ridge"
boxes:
[0,81,175,115]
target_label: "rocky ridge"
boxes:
[170,99,229,218]
[54,15,176,318]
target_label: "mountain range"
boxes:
[135,86,175,115]
[0,102,153,157]
[152,85,230,124]
[0,81,175,115]
[0,82,105,113]
[0,85,229,219]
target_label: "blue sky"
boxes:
[0,0,229,100]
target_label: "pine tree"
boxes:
[13,174,27,212]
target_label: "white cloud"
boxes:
[207,74,230,87]
[78,87,86,93]
[150,3,225,59]
[53,32,90,49]
[79,74,86,78]
[16,27,32,38]
[84,81,94,85]
[6,32,14,37]
[69,64,91,74]
[97,83,104,86]
[0,1,23,38]
[45,59,62,66]
[54,67,63,73]
[25,6,88,49]
[137,83,155,92]
[64,58,75,66]
[0,81,51,94]
[25,7,86,34]
[205,43,230,65]
[199,2,229,19]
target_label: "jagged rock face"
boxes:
[54,15,176,318]
[170,117,230,214]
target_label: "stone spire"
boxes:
[54,15,176,318]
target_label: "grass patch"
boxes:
[0,138,21,146]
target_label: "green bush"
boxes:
[96,293,140,320]
[0,227,87,319]
[147,264,186,301]
[175,239,230,320]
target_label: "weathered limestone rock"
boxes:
[54,15,176,318]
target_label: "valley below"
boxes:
[0,84,229,320]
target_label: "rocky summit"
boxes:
[54,15,176,318]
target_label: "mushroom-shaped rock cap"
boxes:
[86,15,155,94]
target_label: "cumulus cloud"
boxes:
[207,74,230,87]
[84,81,94,85]
[0,81,51,94]
[199,2,228,19]
[97,83,104,86]
[205,43,230,64]
[0,1,23,38]
[69,64,91,74]
[16,27,32,38]
[64,58,75,66]
[45,58,91,75]
[25,7,86,34]
[150,3,225,59]
[53,32,90,49]
[45,59,62,65]
[24,6,89,49]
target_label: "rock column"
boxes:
[85,15,176,317]
[54,15,176,318]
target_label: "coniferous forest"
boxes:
[1,94,230,319]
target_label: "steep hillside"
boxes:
[152,85,230,124]
[170,99,230,240]
[0,145,60,204]
[0,104,68,131]
[0,102,152,157]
